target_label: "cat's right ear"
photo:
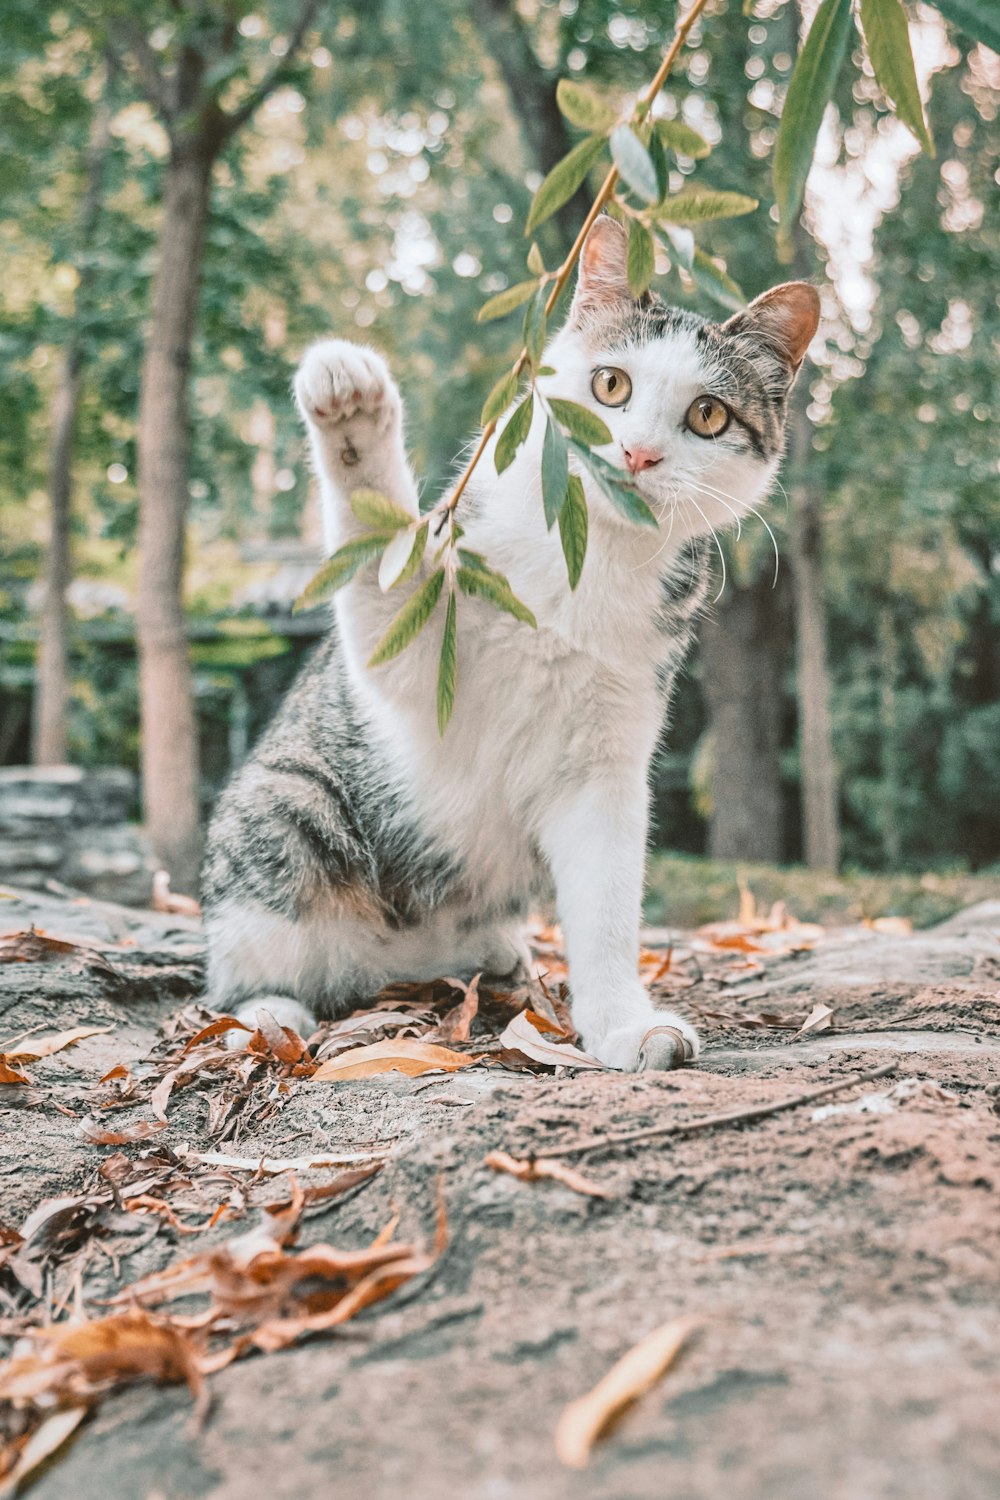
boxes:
[568,215,632,323]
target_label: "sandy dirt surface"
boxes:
[1,883,999,1500]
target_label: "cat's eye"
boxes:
[591,367,632,408]
[686,395,731,438]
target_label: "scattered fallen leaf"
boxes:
[498,1011,604,1070]
[864,915,913,936]
[247,1009,309,1066]
[4,1025,113,1062]
[0,1405,87,1499]
[797,1003,834,1035]
[485,1150,611,1199]
[555,1316,702,1468]
[312,1038,480,1082]
[79,1119,169,1145]
[0,1310,204,1407]
[437,974,481,1043]
[183,1016,252,1050]
[0,1058,31,1085]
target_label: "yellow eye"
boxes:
[591,367,632,408]
[686,395,730,438]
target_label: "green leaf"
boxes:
[555,79,616,134]
[525,134,606,234]
[609,124,660,203]
[558,473,589,590]
[547,398,613,448]
[663,223,694,270]
[368,568,445,667]
[456,566,537,627]
[648,127,669,201]
[626,218,656,297]
[692,246,746,312]
[293,534,391,611]
[437,590,457,736]
[652,188,758,224]
[379,521,428,591]
[477,279,540,323]
[527,241,545,275]
[571,443,659,529]
[522,284,548,365]
[495,392,534,474]
[349,489,414,532]
[931,0,1000,54]
[456,547,490,573]
[773,0,855,231]
[653,120,712,160]
[859,0,934,155]
[542,415,569,530]
[481,368,520,425]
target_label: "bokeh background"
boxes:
[0,1,997,920]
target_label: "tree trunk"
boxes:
[32,92,112,766]
[700,576,787,863]
[136,145,213,894]
[788,390,840,871]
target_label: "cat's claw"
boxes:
[294,340,398,430]
[587,1012,700,1071]
[636,1025,696,1071]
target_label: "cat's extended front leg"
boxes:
[294,339,419,551]
[539,776,700,1071]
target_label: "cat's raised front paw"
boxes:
[587,1011,700,1072]
[294,340,398,429]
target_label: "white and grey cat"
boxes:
[202,215,819,1070]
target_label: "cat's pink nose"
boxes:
[623,444,662,474]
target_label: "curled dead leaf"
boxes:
[485,1150,611,1199]
[555,1316,701,1468]
[3,1025,113,1062]
[312,1038,480,1082]
[497,1011,604,1070]
[80,1119,168,1145]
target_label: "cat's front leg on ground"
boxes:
[540,776,700,1071]
[294,339,419,545]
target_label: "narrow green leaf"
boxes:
[859,0,934,155]
[555,79,616,133]
[481,368,519,425]
[368,568,445,667]
[654,119,712,160]
[527,241,545,275]
[391,521,429,589]
[495,392,535,474]
[652,188,758,224]
[349,489,414,532]
[663,223,694,270]
[773,0,855,231]
[477,279,540,323]
[571,443,659,529]
[456,547,490,573]
[437,590,458,736]
[626,218,656,297]
[692,246,746,312]
[525,134,606,234]
[648,127,669,201]
[293,533,391,611]
[456,567,537,627]
[932,0,1000,54]
[609,124,660,203]
[542,416,569,531]
[547,399,613,448]
[558,473,589,590]
[522,284,548,366]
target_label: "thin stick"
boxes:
[528,1061,898,1159]
[436,0,714,522]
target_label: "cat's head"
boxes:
[545,215,819,546]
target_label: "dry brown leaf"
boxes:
[98,1063,130,1085]
[312,1037,479,1082]
[247,1009,309,1066]
[0,1058,31,1086]
[438,973,481,1043]
[80,1119,169,1146]
[5,1025,113,1062]
[485,1150,611,1199]
[555,1316,701,1468]
[0,1310,204,1406]
[797,1003,834,1035]
[0,1405,87,1499]
[497,1011,604,1070]
[183,1016,252,1050]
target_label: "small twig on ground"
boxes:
[529,1061,899,1159]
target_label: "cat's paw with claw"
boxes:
[294,340,399,430]
[587,1011,700,1072]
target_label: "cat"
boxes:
[201,215,818,1070]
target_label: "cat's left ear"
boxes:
[568,215,632,323]
[721,282,820,374]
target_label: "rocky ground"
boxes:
[1,881,999,1500]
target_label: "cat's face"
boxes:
[544,217,819,547]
